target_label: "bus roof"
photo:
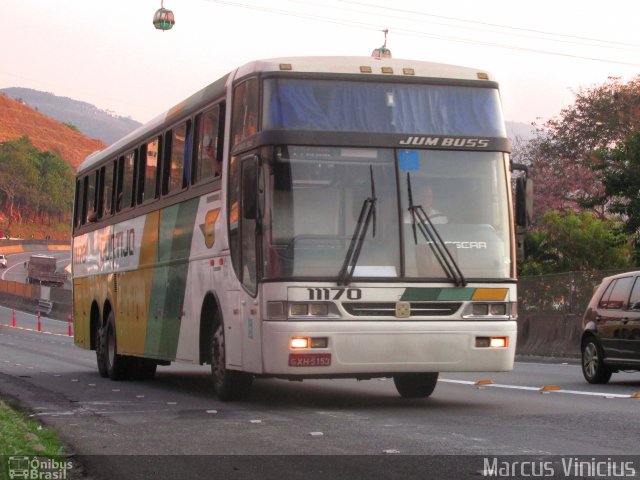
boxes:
[78,56,496,174]
[234,56,495,82]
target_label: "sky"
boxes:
[2,0,640,127]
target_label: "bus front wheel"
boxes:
[210,323,252,401]
[393,372,439,398]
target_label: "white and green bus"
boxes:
[72,55,530,400]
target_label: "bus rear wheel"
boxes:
[95,322,109,378]
[105,311,127,381]
[393,372,439,398]
[210,323,252,401]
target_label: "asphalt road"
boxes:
[1,324,640,479]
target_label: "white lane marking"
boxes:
[440,379,636,398]
[0,324,71,337]
[517,361,580,368]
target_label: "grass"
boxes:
[0,397,68,480]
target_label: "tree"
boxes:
[517,76,640,221]
[585,132,640,256]
[35,151,74,220]
[0,137,40,224]
[0,136,74,225]
[512,136,601,222]
[519,210,632,275]
[542,76,640,157]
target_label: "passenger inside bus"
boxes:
[203,135,222,177]
[405,186,448,224]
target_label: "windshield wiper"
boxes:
[337,166,377,286]
[407,173,466,287]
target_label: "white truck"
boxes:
[26,255,67,287]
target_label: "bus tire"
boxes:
[210,322,252,401]
[95,323,109,378]
[105,311,127,381]
[393,372,439,398]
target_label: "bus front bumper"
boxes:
[261,320,517,377]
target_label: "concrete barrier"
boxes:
[0,239,70,254]
[516,313,582,359]
[0,280,71,320]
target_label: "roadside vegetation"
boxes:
[514,75,640,274]
[0,136,74,241]
[0,396,67,480]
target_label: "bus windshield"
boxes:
[263,146,512,281]
[263,78,507,137]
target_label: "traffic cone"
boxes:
[11,309,16,327]
[37,313,41,332]
[67,314,72,337]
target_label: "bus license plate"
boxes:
[288,353,331,367]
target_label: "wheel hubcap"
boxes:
[583,342,598,378]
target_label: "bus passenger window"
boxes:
[141,137,160,203]
[86,171,98,223]
[102,160,115,218]
[194,105,223,182]
[231,78,258,146]
[117,152,136,212]
[74,179,84,228]
[164,121,191,194]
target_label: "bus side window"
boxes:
[231,79,258,146]
[140,136,161,203]
[85,170,98,223]
[117,151,137,212]
[136,143,147,205]
[102,160,115,217]
[194,104,223,183]
[163,121,191,195]
[74,178,84,228]
[96,166,105,220]
[121,151,136,210]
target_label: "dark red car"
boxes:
[581,271,640,383]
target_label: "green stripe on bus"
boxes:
[145,198,199,359]
[401,287,476,301]
[436,287,476,301]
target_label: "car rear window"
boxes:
[599,276,634,310]
[629,277,640,309]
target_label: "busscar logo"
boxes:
[399,136,490,148]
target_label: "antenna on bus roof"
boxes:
[371,28,392,59]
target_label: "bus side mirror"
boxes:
[513,164,533,228]
[515,177,533,228]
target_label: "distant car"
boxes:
[0,254,7,268]
[581,271,640,384]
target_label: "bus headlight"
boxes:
[463,302,512,319]
[290,304,309,316]
[290,302,330,317]
[267,301,338,320]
